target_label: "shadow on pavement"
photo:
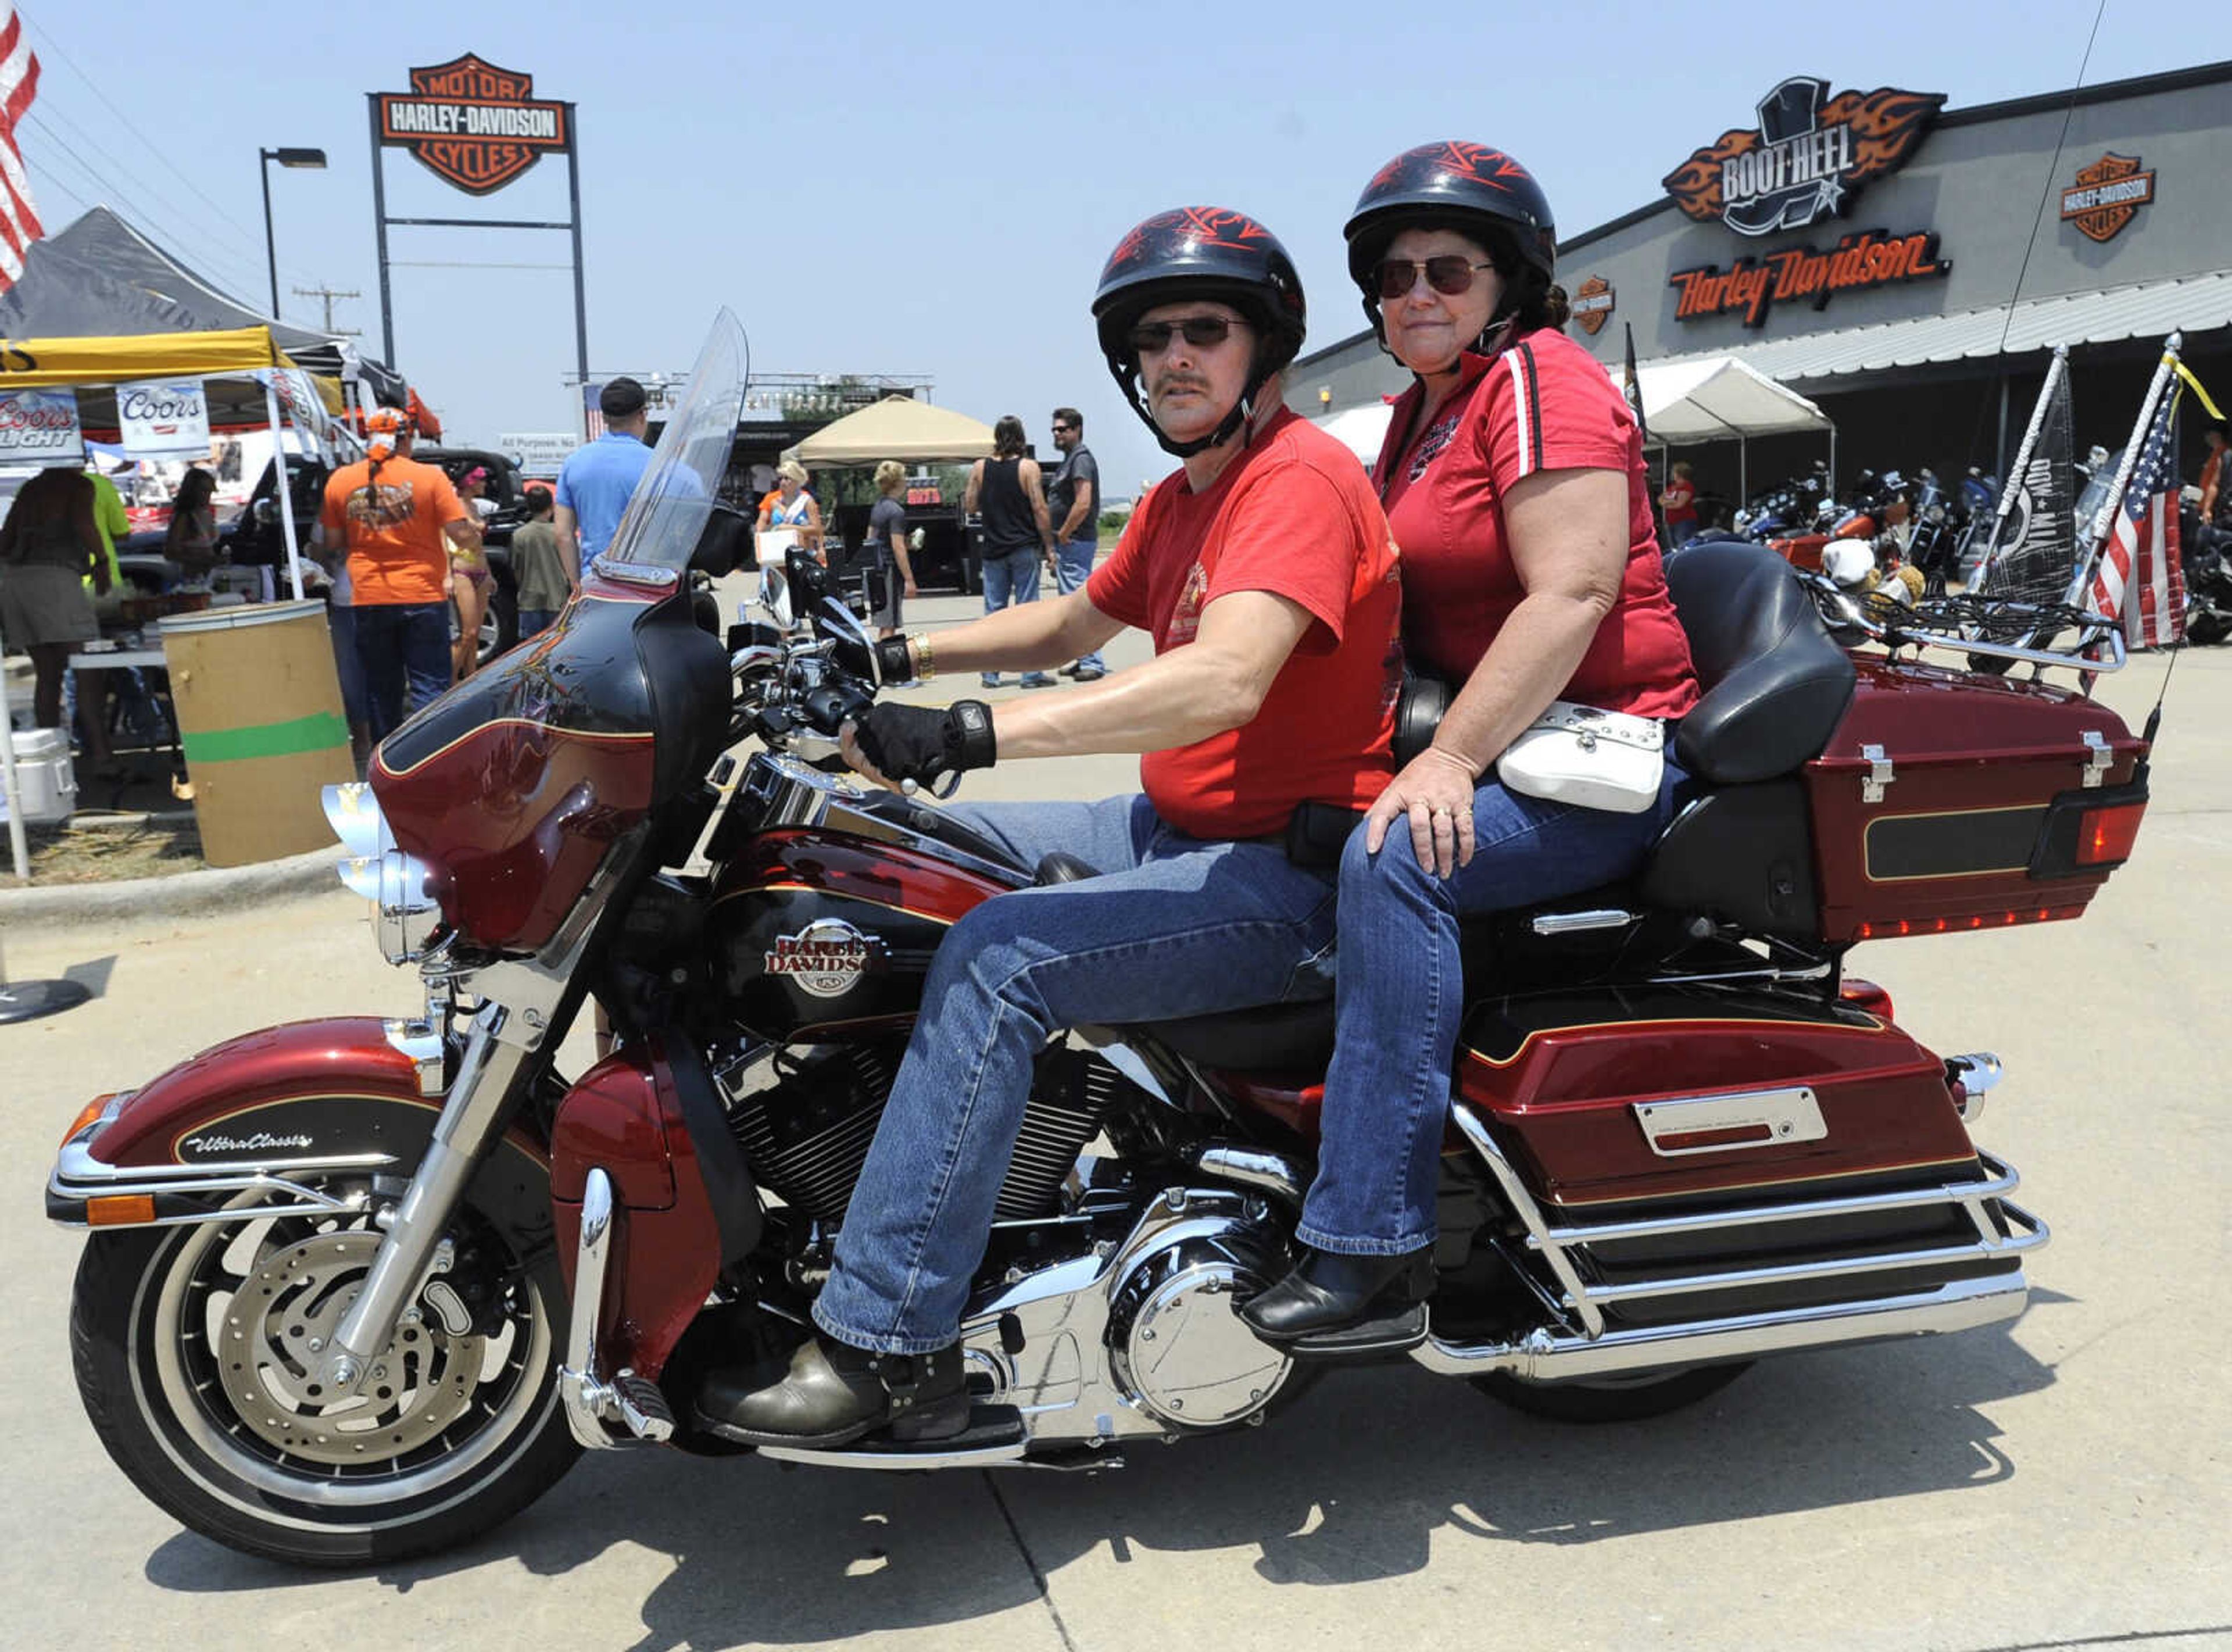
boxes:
[138,1305,2059,1647]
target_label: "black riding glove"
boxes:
[872,635,915,686]
[852,700,997,786]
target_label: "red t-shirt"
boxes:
[1661,478,1698,524]
[1373,329,1698,721]
[1088,409,1401,838]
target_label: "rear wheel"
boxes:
[2186,612,2230,646]
[1471,1361,1751,1424]
[70,1179,578,1567]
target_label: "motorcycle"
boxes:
[2178,491,2232,646]
[48,314,2155,1567]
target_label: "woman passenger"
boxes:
[1242,142,1701,1345]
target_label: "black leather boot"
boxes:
[1239,1247,1436,1349]
[695,1333,968,1449]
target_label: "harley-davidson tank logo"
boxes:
[375,55,570,196]
[1571,276,1615,337]
[2060,153,2154,244]
[1664,77,1944,238]
[765,920,886,999]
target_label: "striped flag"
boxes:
[582,383,606,441]
[0,2,42,291]
[2088,387,2185,649]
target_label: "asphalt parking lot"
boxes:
[2,599,2227,1652]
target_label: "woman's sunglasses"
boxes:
[1375,256,1497,301]
[1128,315,1240,353]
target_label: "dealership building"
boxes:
[1289,60,2232,512]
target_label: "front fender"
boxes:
[48,1016,550,1247]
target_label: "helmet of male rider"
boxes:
[1092,205,1307,459]
[1343,141,1557,341]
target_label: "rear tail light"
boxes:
[2074,801,2145,867]
[1857,905,2087,939]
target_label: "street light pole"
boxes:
[257,146,328,319]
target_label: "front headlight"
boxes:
[324,784,441,965]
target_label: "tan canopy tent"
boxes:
[788,395,995,466]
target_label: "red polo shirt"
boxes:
[1089,409,1401,838]
[1372,328,1698,721]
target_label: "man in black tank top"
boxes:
[963,414,1058,688]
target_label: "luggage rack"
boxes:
[1801,574,2126,675]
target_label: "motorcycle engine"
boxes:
[1104,1204,1294,1430]
[714,1039,1122,1223]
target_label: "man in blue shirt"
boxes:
[555,377,653,573]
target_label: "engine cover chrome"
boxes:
[1107,1230,1292,1428]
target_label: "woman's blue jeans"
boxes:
[1296,742,1690,1256]
[813,794,1340,1354]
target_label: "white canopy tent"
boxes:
[786,395,996,467]
[1314,402,1394,466]
[1604,355,1836,499]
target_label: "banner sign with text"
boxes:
[0,388,84,466]
[1669,228,1951,327]
[255,368,335,462]
[498,431,576,477]
[116,377,212,457]
[1664,77,1944,239]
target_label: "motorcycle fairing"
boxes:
[372,587,729,951]
[46,1017,552,1245]
[549,1043,735,1381]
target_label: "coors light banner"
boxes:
[0,387,83,466]
[116,377,212,458]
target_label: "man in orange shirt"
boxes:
[317,408,480,739]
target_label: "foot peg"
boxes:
[1287,1301,1429,1363]
[558,1168,676,1447]
[612,1371,677,1441]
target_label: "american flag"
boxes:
[0,1,44,292]
[2088,386,2185,649]
[582,383,606,441]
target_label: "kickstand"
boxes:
[0,929,92,1024]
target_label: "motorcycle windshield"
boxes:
[600,310,750,574]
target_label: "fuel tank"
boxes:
[706,827,1009,1039]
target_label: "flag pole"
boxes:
[0,610,30,881]
[1970,344,2068,598]
[2064,332,2183,613]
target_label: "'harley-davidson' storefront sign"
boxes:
[1571,276,1615,337]
[376,55,570,195]
[1669,228,1951,327]
[1664,76,1944,238]
[2059,152,2155,244]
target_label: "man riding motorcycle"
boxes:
[696,206,1405,1448]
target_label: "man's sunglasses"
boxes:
[1051,423,1076,433]
[1128,315,1241,354]
[1375,256,1497,301]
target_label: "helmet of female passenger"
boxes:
[1091,206,1307,458]
[1343,142,1557,339]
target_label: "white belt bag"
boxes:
[1496,700,1665,815]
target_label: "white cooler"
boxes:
[0,727,77,824]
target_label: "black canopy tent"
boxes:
[0,206,409,408]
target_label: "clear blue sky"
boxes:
[17,1,2208,497]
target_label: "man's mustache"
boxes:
[1151,374,1211,396]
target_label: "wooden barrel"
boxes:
[159,600,354,868]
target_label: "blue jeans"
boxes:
[813,794,1339,1353]
[517,607,561,639]
[1296,739,1691,1255]
[979,548,1053,685]
[353,602,452,740]
[1052,537,1105,673]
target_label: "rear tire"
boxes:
[70,1181,578,1567]
[1471,1361,1751,1424]
[2186,612,2230,646]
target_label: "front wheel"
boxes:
[70,1178,579,1567]
[1471,1361,1751,1424]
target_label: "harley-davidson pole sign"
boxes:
[375,55,569,195]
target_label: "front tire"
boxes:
[1471,1361,1751,1424]
[70,1182,579,1567]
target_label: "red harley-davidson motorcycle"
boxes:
[49,316,2154,1566]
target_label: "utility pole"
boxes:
[292,285,363,336]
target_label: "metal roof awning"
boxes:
[1641,269,2232,387]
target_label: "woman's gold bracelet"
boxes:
[913,634,935,681]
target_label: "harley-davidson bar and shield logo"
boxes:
[764,920,887,999]
[1663,76,1944,238]
[2060,153,2155,244]
[1571,276,1615,337]
[376,55,570,196]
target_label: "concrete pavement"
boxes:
[2,611,2227,1651]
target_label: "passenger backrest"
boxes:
[1664,540,1857,784]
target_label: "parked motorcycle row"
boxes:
[45,314,2157,1568]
